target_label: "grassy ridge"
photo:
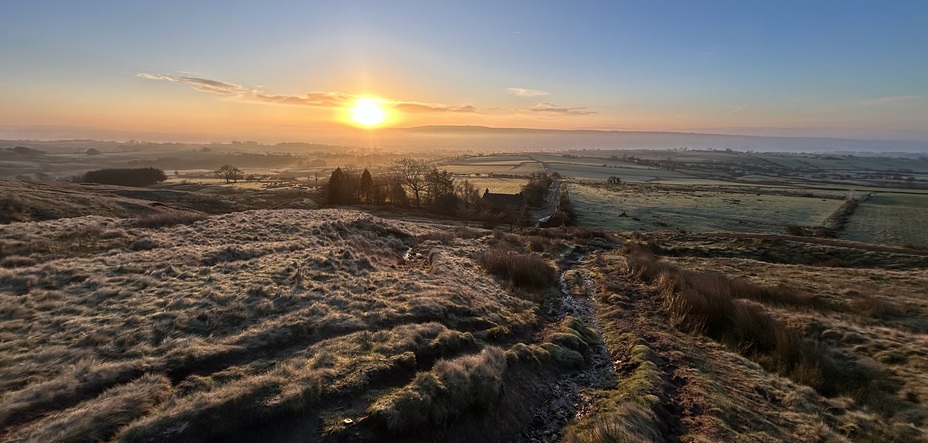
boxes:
[0,209,609,441]
[0,210,551,441]
[566,238,928,442]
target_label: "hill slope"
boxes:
[1,207,926,441]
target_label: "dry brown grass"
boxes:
[0,209,546,442]
[132,211,207,229]
[368,347,507,432]
[593,239,928,441]
[562,240,928,442]
[478,247,559,289]
[5,374,172,443]
[625,245,840,393]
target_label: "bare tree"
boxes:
[214,165,244,183]
[455,178,481,208]
[393,158,428,207]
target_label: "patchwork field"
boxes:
[569,183,847,235]
[843,193,928,247]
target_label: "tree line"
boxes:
[82,167,167,187]
[326,159,520,223]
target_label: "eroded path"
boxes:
[518,243,615,442]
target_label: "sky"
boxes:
[1,1,927,143]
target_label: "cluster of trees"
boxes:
[521,174,554,207]
[82,167,167,187]
[326,159,502,221]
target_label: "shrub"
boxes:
[82,168,167,187]
[478,248,558,289]
[453,226,483,239]
[527,236,553,253]
[421,231,453,245]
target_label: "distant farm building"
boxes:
[482,188,526,214]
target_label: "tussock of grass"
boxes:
[132,211,207,229]
[478,247,558,289]
[0,255,37,268]
[6,374,172,443]
[622,243,828,389]
[0,360,147,432]
[563,331,665,443]
[369,347,507,433]
[505,316,600,370]
[623,242,825,310]
[622,242,912,414]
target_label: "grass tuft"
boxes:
[369,347,507,433]
[623,243,829,391]
[132,211,207,229]
[6,374,172,443]
[478,248,558,289]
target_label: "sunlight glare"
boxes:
[349,98,388,128]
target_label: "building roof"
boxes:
[482,190,524,210]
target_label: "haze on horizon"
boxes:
[1,1,927,146]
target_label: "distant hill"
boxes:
[381,125,928,153]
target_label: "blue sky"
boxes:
[1,1,926,141]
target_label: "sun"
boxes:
[349,97,388,128]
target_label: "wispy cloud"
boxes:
[528,102,595,116]
[507,87,549,97]
[137,72,478,113]
[857,94,927,106]
[394,102,477,113]
[251,92,353,107]
[137,73,247,95]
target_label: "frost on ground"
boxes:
[1,209,607,442]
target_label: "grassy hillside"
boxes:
[2,178,927,442]
[0,209,608,442]
[0,179,320,224]
[565,234,928,442]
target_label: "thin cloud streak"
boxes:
[138,73,478,114]
[507,87,549,97]
[137,73,246,95]
[528,102,596,116]
[394,102,477,113]
[857,95,927,106]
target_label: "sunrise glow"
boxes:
[1,3,926,142]
[348,98,389,128]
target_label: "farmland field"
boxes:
[465,178,526,195]
[440,155,544,176]
[843,193,928,246]
[570,183,847,234]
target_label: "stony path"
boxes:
[518,245,615,442]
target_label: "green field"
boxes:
[570,183,846,234]
[843,193,928,246]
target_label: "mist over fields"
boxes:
[3,125,927,154]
